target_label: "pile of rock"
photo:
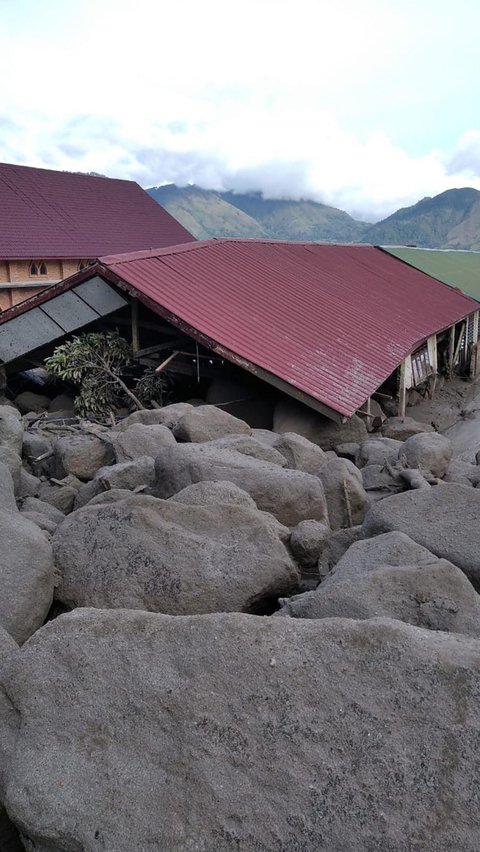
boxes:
[1,396,480,850]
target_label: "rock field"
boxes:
[1,390,480,850]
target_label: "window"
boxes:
[78,259,93,271]
[29,261,48,277]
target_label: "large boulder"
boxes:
[173,405,251,443]
[273,397,367,450]
[382,416,435,441]
[20,497,65,525]
[54,434,115,481]
[318,457,369,530]
[400,432,452,478]
[0,629,22,852]
[0,509,53,644]
[272,432,328,476]
[170,480,257,509]
[53,494,298,615]
[115,403,193,433]
[356,437,403,469]
[0,463,17,513]
[362,484,480,589]
[207,435,287,466]
[0,449,21,496]
[0,406,23,457]
[0,628,19,795]
[109,423,176,462]
[22,431,54,477]
[94,457,156,492]
[153,444,329,527]
[278,532,480,636]
[3,610,480,851]
[289,520,330,570]
[13,391,50,414]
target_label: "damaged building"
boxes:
[0,239,478,428]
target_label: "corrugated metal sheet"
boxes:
[101,240,479,417]
[0,162,194,259]
[0,278,127,362]
[1,240,478,417]
[381,246,480,303]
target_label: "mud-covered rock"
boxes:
[4,610,480,851]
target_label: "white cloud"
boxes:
[2,0,480,220]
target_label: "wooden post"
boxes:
[131,300,139,356]
[398,359,407,417]
[448,325,455,373]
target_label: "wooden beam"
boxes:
[398,360,407,417]
[131,300,139,355]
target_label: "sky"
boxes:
[1,0,480,221]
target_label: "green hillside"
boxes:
[147,184,480,249]
[361,188,480,250]
[148,185,369,242]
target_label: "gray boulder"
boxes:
[289,520,330,570]
[207,435,287,466]
[318,457,369,530]
[0,463,17,513]
[13,391,50,414]
[110,423,176,462]
[95,457,156,491]
[115,403,193,432]
[173,404,251,443]
[273,397,367,449]
[18,468,41,499]
[356,437,403,468]
[21,497,65,524]
[48,393,75,413]
[444,460,480,487]
[0,407,22,458]
[382,415,435,441]
[400,432,452,478]
[318,525,364,578]
[279,532,480,636]
[21,512,58,535]
[53,495,298,615]
[251,428,279,447]
[73,478,105,510]
[0,448,21,495]
[273,432,328,475]
[0,628,22,852]
[362,484,480,588]
[170,480,257,509]
[37,481,78,514]
[4,610,480,851]
[54,434,115,481]
[22,431,54,477]
[0,509,54,644]
[153,444,329,527]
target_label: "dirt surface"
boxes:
[406,374,480,461]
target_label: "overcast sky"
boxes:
[1,0,480,220]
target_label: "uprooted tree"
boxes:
[45,331,170,418]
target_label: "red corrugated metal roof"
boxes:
[0,162,193,259]
[100,240,479,417]
[2,240,478,417]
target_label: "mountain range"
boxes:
[147,185,480,250]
